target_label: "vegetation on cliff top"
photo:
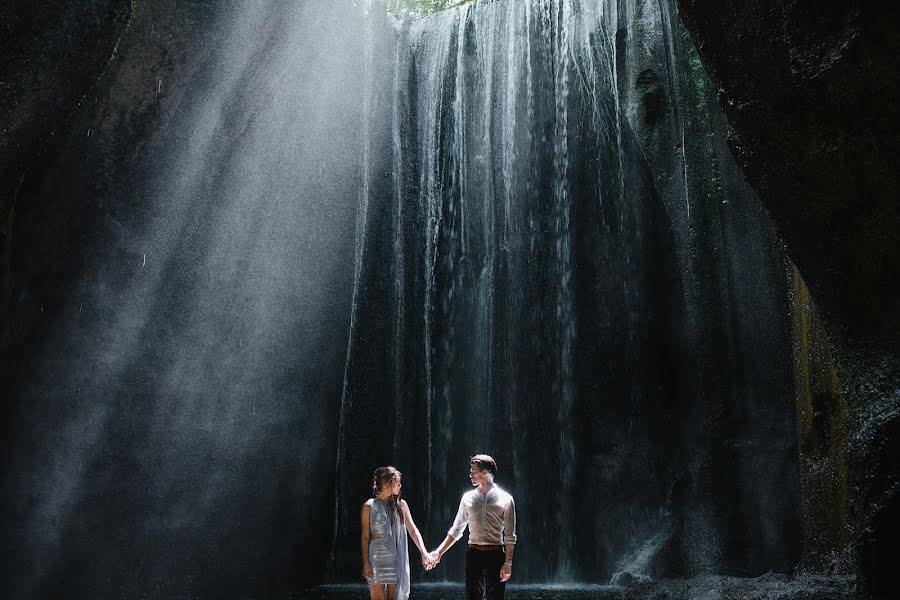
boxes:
[384,0,474,18]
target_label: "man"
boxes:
[429,454,517,600]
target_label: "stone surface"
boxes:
[304,576,856,600]
[675,0,899,342]
[1,0,133,344]
[0,0,132,189]
[675,1,899,597]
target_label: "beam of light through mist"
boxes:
[6,1,369,596]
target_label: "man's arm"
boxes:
[500,542,515,581]
[433,533,459,560]
[430,495,468,563]
[500,496,517,582]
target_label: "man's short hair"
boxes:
[470,454,497,475]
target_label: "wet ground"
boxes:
[292,583,620,600]
[292,575,856,600]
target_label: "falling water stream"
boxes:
[331,0,800,586]
[335,0,675,583]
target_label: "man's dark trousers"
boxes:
[465,546,506,600]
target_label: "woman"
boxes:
[361,466,432,600]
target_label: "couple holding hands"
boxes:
[361,454,517,600]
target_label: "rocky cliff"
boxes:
[676,1,899,597]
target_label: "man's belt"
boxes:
[468,544,504,551]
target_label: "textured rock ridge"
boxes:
[675,1,899,597]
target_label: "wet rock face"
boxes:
[836,344,900,599]
[789,266,853,574]
[0,0,133,343]
[0,0,132,188]
[616,0,805,578]
[1,0,223,348]
[634,69,665,126]
[673,0,899,343]
[674,1,899,597]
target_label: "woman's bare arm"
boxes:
[400,500,428,558]
[361,503,372,579]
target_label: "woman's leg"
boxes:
[368,584,386,600]
[385,583,398,600]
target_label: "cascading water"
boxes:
[0,0,816,596]
[334,0,674,582]
[332,0,800,584]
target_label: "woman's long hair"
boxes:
[372,466,402,523]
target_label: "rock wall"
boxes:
[789,264,852,573]
[675,1,899,596]
[674,0,899,341]
[615,0,803,577]
[1,0,134,345]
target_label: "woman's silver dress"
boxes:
[366,498,410,599]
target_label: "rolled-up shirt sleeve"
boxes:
[448,496,469,540]
[503,496,517,544]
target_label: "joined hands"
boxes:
[421,550,441,570]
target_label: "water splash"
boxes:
[609,525,674,586]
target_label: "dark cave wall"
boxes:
[1,1,364,597]
[674,0,899,341]
[0,0,134,346]
[1,0,217,358]
[675,1,899,597]
[616,0,802,576]
[789,264,852,573]
[0,0,134,188]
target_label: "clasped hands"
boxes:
[421,550,441,570]
[421,550,509,580]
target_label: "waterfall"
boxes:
[332,0,800,583]
[550,0,576,576]
[392,35,407,456]
[335,0,639,581]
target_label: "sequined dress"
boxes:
[366,498,409,598]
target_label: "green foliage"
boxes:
[384,0,474,19]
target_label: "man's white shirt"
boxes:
[448,486,517,545]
